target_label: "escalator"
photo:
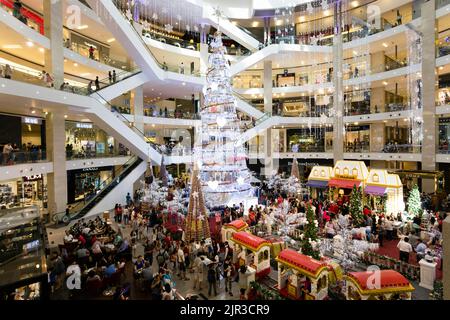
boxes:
[70,156,144,221]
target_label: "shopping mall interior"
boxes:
[1,0,450,302]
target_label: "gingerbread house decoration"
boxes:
[221,219,248,242]
[345,270,414,300]
[365,169,405,215]
[276,249,329,300]
[230,231,271,278]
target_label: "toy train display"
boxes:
[222,220,414,300]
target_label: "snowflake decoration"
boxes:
[320,113,328,125]
[164,24,173,33]
[192,191,199,198]
[186,25,191,32]
[193,25,199,32]
[152,13,158,20]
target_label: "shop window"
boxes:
[313,169,318,176]
[263,250,269,260]
[320,170,326,177]
[373,173,379,183]
[335,168,340,175]
[343,168,349,176]
[352,168,358,177]
[317,275,327,291]
[258,251,264,262]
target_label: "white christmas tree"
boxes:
[196,30,253,208]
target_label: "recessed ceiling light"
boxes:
[107,38,116,43]
[26,41,34,47]
[252,21,259,27]
[298,16,305,22]
[39,47,44,53]
[182,82,186,86]
[351,1,359,8]
[323,10,330,16]
[382,43,388,48]
[231,21,237,26]
[3,44,22,49]
[73,63,78,67]
[77,25,88,30]
[439,66,444,70]
[64,115,68,118]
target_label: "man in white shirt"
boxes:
[63,230,74,244]
[397,237,413,263]
[177,244,189,281]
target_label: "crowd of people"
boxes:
[1,143,44,166]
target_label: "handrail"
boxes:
[70,155,141,220]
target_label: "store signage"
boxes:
[22,117,41,125]
[76,122,93,129]
[82,167,99,172]
[23,174,43,181]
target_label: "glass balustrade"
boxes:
[0,150,47,167]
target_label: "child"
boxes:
[239,288,246,300]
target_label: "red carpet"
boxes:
[375,240,442,280]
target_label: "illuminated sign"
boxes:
[22,117,41,125]
[76,123,93,129]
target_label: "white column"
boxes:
[46,111,67,218]
[370,123,386,152]
[200,43,209,75]
[263,60,273,176]
[43,0,64,88]
[133,85,144,133]
[332,1,344,164]
[421,0,437,193]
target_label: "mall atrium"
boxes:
[0,0,449,301]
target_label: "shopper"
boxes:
[95,76,100,91]
[89,46,95,59]
[108,71,112,84]
[397,236,413,263]
[207,263,217,297]
[113,70,117,83]
[2,64,13,79]
[223,257,234,296]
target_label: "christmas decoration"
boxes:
[407,184,422,217]
[159,156,168,187]
[300,204,320,260]
[196,30,253,207]
[185,168,211,242]
[290,158,300,181]
[349,185,364,227]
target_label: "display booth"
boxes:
[328,160,369,199]
[221,219,248,242]
[306,166,332,199]
[276,249,329,300]
[345,270,414,300]
[230,231,271,278]
[364,169,405,215]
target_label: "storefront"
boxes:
[67,166,114,204]
[65,121,115,158]
[0,174,47,211]
[286,127,333,153]
[344,125,370,152]
[0,114,46,161]
[438,117,450,153]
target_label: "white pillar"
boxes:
[200,43,209,75]
[43,0,64,88]
[133,85,144,133]
[332,1,344,164]
[46,111,67,218]
[263,60,273,176]
[421,0,437,193]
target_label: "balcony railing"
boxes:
[0,150,46,167]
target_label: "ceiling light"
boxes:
[252,21,259,27]
[275,20,282,26]
[351,1,359,8]
[73,63,78,67]
[152,124,155,127]
[64,115,68,118]
[39,48,44,53]
[353,50,358,55]
[323,10,330,16]
[31,109,36,114]
[182,82,186,86]
[382,43,388,48]
[107,38,116,43]
[3,44,22,49]
[26,41,34,47]
[439,66,444,70]
[77,25,88,30]
[231,21,237,26]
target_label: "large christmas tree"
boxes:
[185,168,211,242]
[407,184,422,217]
[349,185,364,227]
[196,30,253,207]
[300,204,321,260]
